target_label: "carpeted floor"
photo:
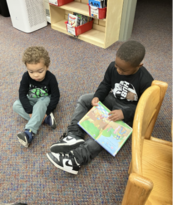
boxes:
[0,0,172,204]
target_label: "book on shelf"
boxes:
[49,0,58,6]
[78,101,133,157]
[73,13,92,26]
[68,13,78,27]
[73,13,83,26]
[89,0,107,8]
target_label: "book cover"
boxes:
[78,101,133,157]
[68,13,78,27]
[73,13,83,26]
[89,0,102,8]
[82,15,90,24]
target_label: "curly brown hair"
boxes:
[22,46,50,67]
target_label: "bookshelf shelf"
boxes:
[60,2,89,16]
[52,20,105,47]
[49,0,124,48]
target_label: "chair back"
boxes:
[131,80,168,174]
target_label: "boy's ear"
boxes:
[138,63,143,68]
[139,60,144,67]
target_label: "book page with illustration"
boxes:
[78,101,132,156]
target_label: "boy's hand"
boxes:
[108,110,124,121]
[91,97,99,106]
[126,92,136,101]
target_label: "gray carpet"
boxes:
[0,0,172,204]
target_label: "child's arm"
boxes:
[19,73,33,114]
[93,63,113,102]
[46,75,60,115]
[139,67,154,97]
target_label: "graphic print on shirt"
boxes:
[28,84,49,98]
[112,81,138,101]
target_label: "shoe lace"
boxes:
[60,132,67,140]
[62,151,80,166]
[69,151,80,166]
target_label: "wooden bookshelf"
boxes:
[49,0,124,48]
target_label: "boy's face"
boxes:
[26,60,48,82]
[115,56,142,75]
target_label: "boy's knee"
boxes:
[13,100,20,112]
[34,99,49,109]
[78,93,93,104]
[78,95,86,103]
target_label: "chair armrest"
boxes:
[122,173,153,205]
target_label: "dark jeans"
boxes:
[70,93,133,165]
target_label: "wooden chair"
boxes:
[171,120,173,140]
[122,80,172,205]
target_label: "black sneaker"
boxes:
[50,133,84,153]
[44,112,57,129]
[46,151,80,175]
[17,129,34,147]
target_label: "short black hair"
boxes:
[116,40,145,67]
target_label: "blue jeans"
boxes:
[13,96,51,134]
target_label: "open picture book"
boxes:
[78,101,133,157]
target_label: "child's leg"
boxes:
[69,93,115,164]
[71,93,94,125]
[47,138,103,174]
[13,100,30,121]
[50,93,94,153]
[47,93,134,174]
[68,92,94,138]
[73,138,103,165]
[25,96,50,134]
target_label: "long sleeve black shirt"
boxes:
[94,61,154,122]
[19,71,60,115]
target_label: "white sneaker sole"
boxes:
[17,134,29,148]
[46,153,78,175]
[50,113,57,129]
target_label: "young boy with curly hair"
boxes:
[46,40,154,175]
[13,46,60,148]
